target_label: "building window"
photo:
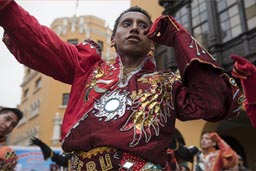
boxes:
[17,109,27,127]
[62,93,70,106]
[29,99,40,119]
[23,88,29,99]
[35,77,42,89]
[244,0,256,30]
[217,0,241,43]
[191,0,209,47]
[175,6,189,30]
[67,39,78,45]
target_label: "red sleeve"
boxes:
[218,139,239,169]
[171,23,242,122]
[244,100,256,128]
[147,16,243,122]
[240,66,256,104]
[175,62,242,122]
[0,1,101,84]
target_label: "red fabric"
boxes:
[0,2,243,167]
[241,77,256,104]
[0,0,13,11]
[231,55,255,79]
[231,55,256,128]
[119,152,147,171]
[147,15,223,78]
[147,15,182,46]
[215,139,239,171]
[231,55,256,104]
[244,100,256,128]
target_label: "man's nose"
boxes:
[4,121,12,129]
[130,23,140,33]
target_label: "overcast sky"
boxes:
[0,0,130,108]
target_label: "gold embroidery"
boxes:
[84,64,116,101]
[86,161,97,171]
[99,154,113,171]
[72,147,114,171]
[72,155,84,171]
[121,72,179,147]
[78,147,115,159]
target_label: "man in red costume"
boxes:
[231,55,256,128]
[193,132,238,171]
[0,1,243,170]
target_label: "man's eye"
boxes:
[139,23,147,29]
[4,116,10,121]
[122,21,131,27]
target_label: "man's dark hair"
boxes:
[111,6,152,38]
[0,107,23,123]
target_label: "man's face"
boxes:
[200,133,216,150]
[112,11,153,58]
[0,111,18,137]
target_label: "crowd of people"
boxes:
[0,0,255,170]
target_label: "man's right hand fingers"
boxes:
[231,55,246,65]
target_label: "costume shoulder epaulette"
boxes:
[81,39,102,56]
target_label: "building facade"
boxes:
[9,15,115,147]
[157,0,256,72]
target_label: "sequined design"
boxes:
[69,155,84,171]
[120,71,179,147]
[93,89,132,121]
[82,39,102,56]
[119,152,162,171]
[84,63,116,101]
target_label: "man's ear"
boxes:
[111,37,116,48]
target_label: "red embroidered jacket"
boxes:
[0,1,243,166]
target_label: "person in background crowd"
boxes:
[193,132,238,171]
[0,107,23,170]
[231,55,256,128]
[30,136,72,169]
[0,0,243,170]
[169,138,199,171]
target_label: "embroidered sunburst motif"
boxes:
[120,72,178,147]
[93,89,132,121]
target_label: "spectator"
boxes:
[193,132,238,171]
[0,107,23,170]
